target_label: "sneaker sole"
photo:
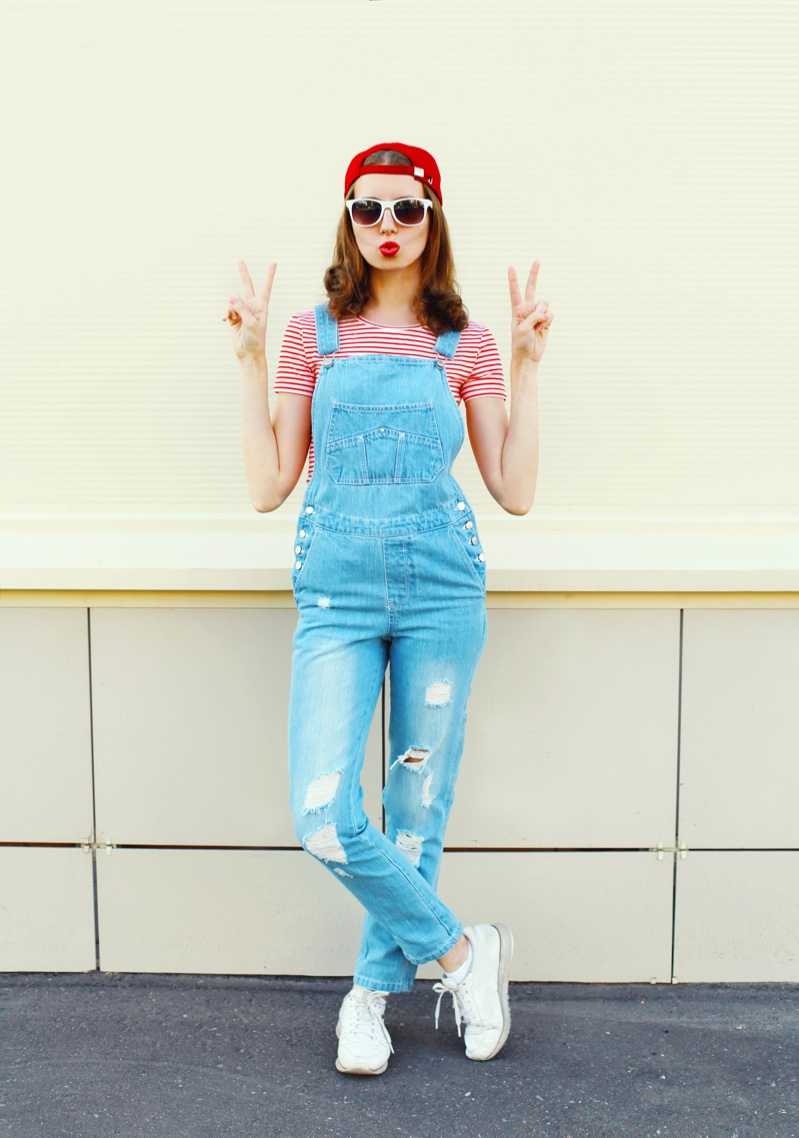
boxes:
[471,922,514,1062]
[334,1017,389,1076]
[334,1057,388,1076]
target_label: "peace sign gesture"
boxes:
[223,259,277,361]
[508,261,553,365]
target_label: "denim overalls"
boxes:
[287,304,489,993]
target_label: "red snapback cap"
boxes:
[344,142,442,203]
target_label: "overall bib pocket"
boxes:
[325,401,444,485]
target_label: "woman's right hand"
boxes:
[223,260,276,361]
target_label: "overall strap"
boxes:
[433,327,462,359]
[314,303,340,357]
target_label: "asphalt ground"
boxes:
[2,973,798,1138]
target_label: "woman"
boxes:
[224,142,553,1075]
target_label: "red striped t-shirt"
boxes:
[274,311,507,480]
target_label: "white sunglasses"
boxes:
[346,197,433,227]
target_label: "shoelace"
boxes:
[432,978,475,1038]
[347,991,395,1054]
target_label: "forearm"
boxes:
[498,356,539,515]
[240,354,283,512]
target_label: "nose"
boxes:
[378,206,397,234]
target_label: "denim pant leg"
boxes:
[353,598,488,993]
[288,613,464,989]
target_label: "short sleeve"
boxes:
[273,312,316,397]
[460,326,507,401]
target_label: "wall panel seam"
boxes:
[87,608,101,971]
[14,843,795,852]
[671,608,684,981]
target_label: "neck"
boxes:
[361,264,422,326]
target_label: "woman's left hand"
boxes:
[508,261,554,365]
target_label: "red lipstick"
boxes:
[379,242,400,257]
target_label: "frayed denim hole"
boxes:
[389,746,430,772]
[424,680,452,708]
[395,830,424,867]
[303,822,347,864]
[302,770,342,814]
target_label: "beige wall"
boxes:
[1,3,797,979]
[2,599,797,981]
[0,0,797,519]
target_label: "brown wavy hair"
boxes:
[324,149,468,335]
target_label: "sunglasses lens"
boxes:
[350,199,382,226]
[394,199,427,225]
[348,198,429,226]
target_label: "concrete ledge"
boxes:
[2,518,799,592]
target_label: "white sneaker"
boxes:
[335,986,394,1075]
[433,923,513,1061]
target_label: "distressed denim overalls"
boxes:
[288,304,488,993]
